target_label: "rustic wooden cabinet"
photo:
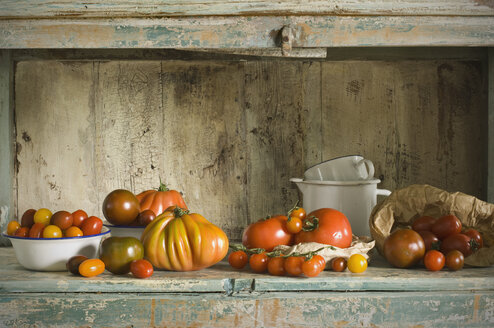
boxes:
[0,1,494,327]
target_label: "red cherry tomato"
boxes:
[72,209,88,228]
[14,226,29,237]
[440,233,473,257]
[302,257,323,277]
[79,258,105,277]
[228,250,248,269]
[295,208,352,248]
[242,215,293,252]
[313,255,326,270]
[445,250,464,271]
[267,257,286,276]
[130,259,154,278]
[286,217,303,234]
[81,216,103,236]
[249,253,269,273]
[412,215,436,232]
[284,256,304,276]
[463,228,483,249]
[331,257,347,272]
[51,211,73,230]
[28,223,45,238]
[424,250,445,272]
[418,230,440,252]
[431,214,462,240]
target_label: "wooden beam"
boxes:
[0,50,13,246]
[0,16,493,49]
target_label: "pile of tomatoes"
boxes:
[6,208,103,238]
[383,214,484,271]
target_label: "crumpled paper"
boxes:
[370,184,494,267]
[273,236,375,267]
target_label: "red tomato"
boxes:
[79,259,105,277]
[81,216,103,236]
[424,250,445,271]
[445,250,464,271]
[28,223,45,238]
[418,230,440,252]
[228,250,248,269]
[14,227,29,237]
[20,209,36,228]
[294,208,352,248]
[286,217,302,234]
[331,257,347,272]
[463,229,483,249]
[431,214,462,240]
[249,253,269,273]
[383,229,425,268]
[136,210,156,226]
[302,257,323,277]
[313,255,326,270]
[242,215,293,252]
[440,233,473,257]
[412,215,436,232]
[51,211,73,230]
[130,259,154,278]
[288,207,306,220]
[72,209,88,228]
[267,257,286,276]
[284,256,304,276]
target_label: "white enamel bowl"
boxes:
[103,223,145,240]
[3,226,110,271]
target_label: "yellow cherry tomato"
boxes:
[34,208,52,226]
[43,225,62,238]
[64,226,83,237]
[6,220,20,235]
[347,254,368,273]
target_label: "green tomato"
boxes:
[99,236,144,274]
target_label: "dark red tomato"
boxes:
[383,229,425,268]
[284,256,304,276]
[242,215,293,252]
[431,214,462,240]
[20,209,36,228]
[412,216,436,232]
[249,252,269,273]
[463,228,483,249]
[130,259,154,278]
[137,210,156,226]
[445,250,464,271]
[424,250,445,272]
[267,257,286,276]
[71,209,88,228]
[66,255,89,275]
[228,250,248,269]
[14,227,29,237]
[80,216,103,236]
[28,222,45,238]
[295,208,352,249]
[51,211,73,230]
[302,257,323,277]
[440,233,473,257]
[102,189,140,225]
[331,257,347,272]
[418,230,440,251]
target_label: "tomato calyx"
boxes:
[469,238,481,252]
[173,207,190,218]
[301,216,319,232]
[430,240,441,251]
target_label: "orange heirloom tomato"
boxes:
[242,215,293,252]
[136,182,187,218]
[141,207,228,271]
[79,259,105,277]
[295,208,352,249]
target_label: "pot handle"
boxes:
[376,188,392,196]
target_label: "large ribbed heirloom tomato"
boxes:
[294,208,353,248]
[136,182,187,217]
[141,207,228,271]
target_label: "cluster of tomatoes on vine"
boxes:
[384,214,484,271]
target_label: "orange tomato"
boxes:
[65,226,84,237]
[79,259,105,277]
[43,225,63,238]
[7,221,20,236]
[136,182,187,217]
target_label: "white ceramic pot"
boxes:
[290,178,391,237]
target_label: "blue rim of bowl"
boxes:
[1,226,110,240]
[103,224,145,229]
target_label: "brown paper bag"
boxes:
[369,184,494,267]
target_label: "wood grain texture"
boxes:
[1,0,493,18]
[489,49,494,203]
[1,16,493,49]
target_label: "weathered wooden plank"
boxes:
[0,50,13,246]
[1,291,493,327]
[14,61,98,216]
[1,16,493,49]
[320,60,487,199]
[1,0,494,18]
[160,61,248,239]
[488,48,494,203]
